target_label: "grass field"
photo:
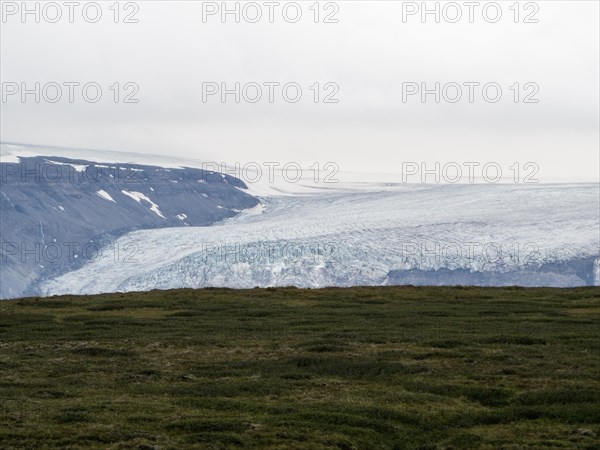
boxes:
[0,286,599,449]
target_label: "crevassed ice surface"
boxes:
[41,183,600,295]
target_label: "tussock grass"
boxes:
[0,286,599,449]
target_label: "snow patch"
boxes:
[96,189,116,203]
[121,190,166,219]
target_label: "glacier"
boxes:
[40,183,600,296]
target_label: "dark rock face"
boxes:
[386,256,599,287]
[0,156,259,299]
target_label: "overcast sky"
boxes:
[1,1,598,181]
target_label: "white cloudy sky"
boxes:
[1,1,598,181]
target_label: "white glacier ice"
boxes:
[40,183,600,296]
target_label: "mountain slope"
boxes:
[0,154,259,298]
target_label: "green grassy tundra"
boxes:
[0,286,599,449]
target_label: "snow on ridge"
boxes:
[121,190,166,219]
[4,142,599,199]
[0,141,210,170]
[45,159,87,173]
